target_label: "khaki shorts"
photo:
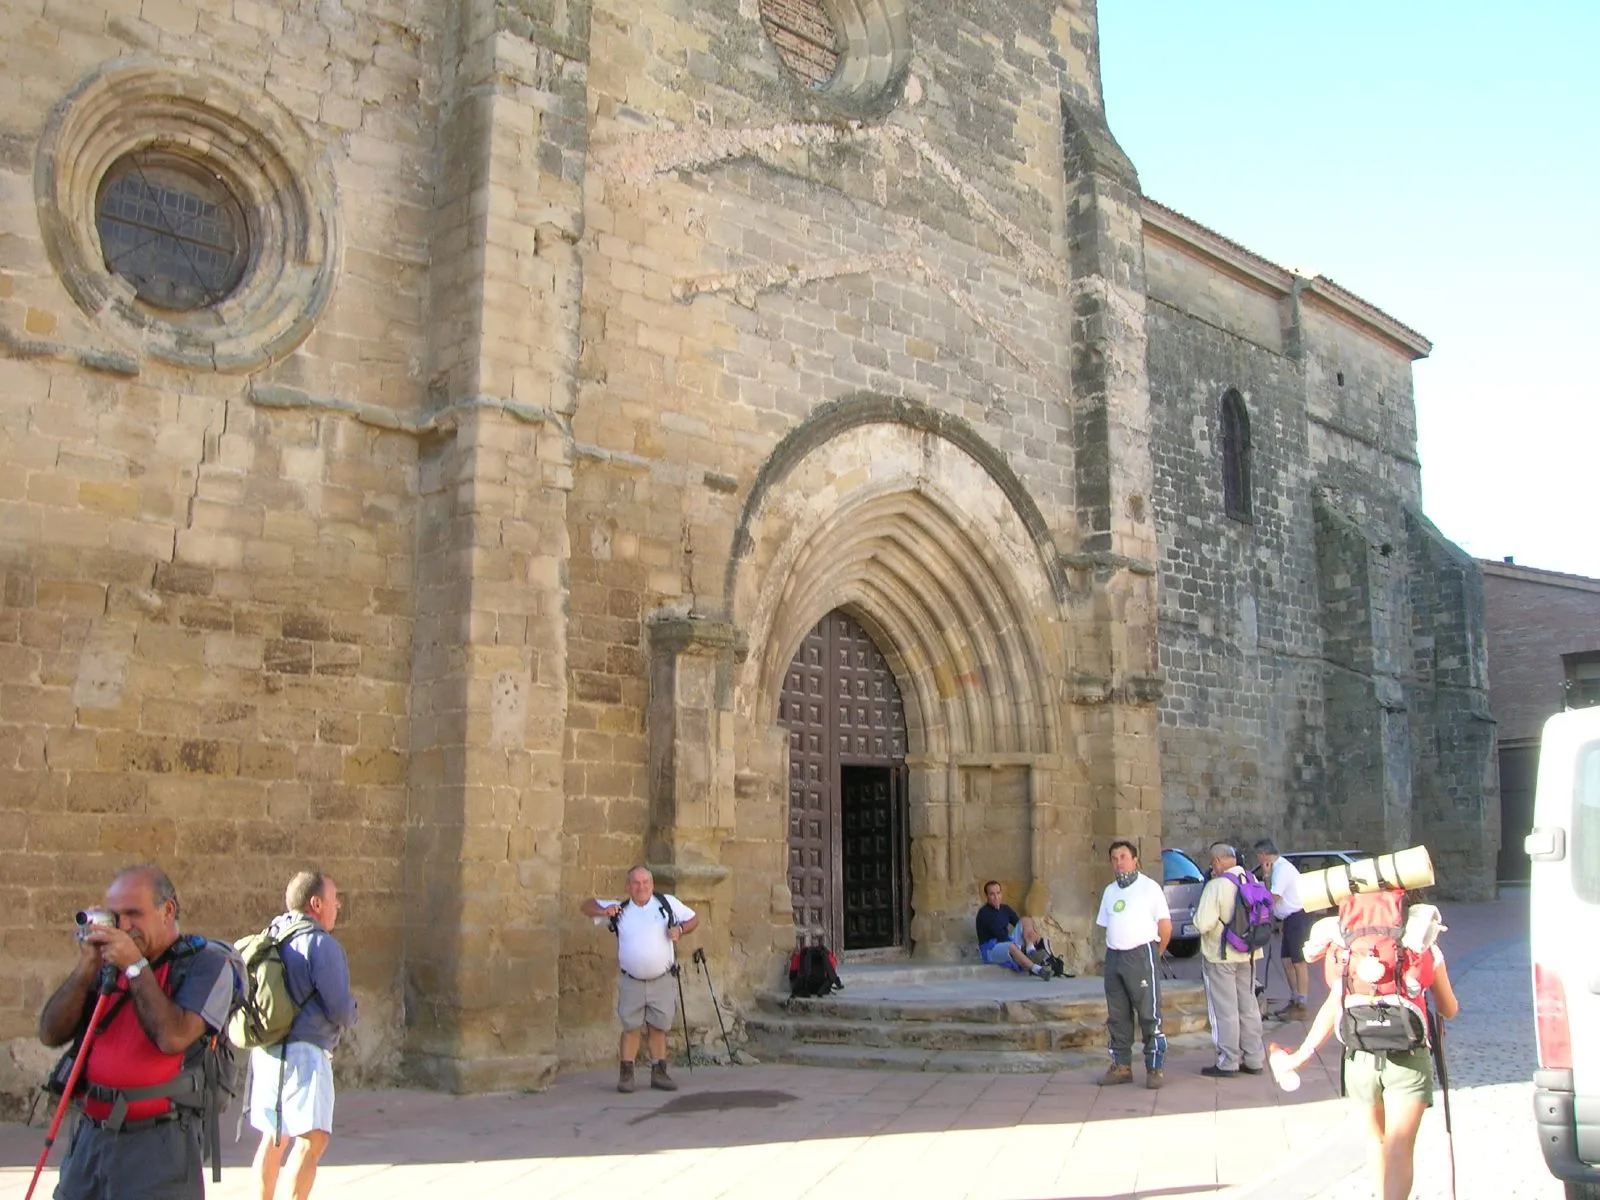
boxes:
[618,970,677,1031]
[1344,1046,1434,1109]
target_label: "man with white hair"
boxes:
[1195,842,1266,1078]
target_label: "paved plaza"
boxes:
[0,890,1554,1199]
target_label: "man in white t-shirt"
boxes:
[581,865,699,1093]
[1095,840,1172,1089]
[1253,839,1310,1020]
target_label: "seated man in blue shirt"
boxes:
[976,881,1065,978]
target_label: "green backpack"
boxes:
[226,917,317,1051]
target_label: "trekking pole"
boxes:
[27,972,116,1200]
[693,947,739,1063]
[670,962,692,1072]
[1430,1000,1457,1200]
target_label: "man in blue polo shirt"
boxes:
[976,881,1063,978]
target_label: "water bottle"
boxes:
[1268,1044,1300,1092]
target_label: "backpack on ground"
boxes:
[227,916,318,1052]
[787,943,843,998]
[1220,869,1276,955]
[46,935,246,1184]
[1330,887,1434,1056]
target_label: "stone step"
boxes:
[744,978,1211,1072]
[746,1033,1219,1074]
[744,1012,1104,1052]
[753,979,1208,1026]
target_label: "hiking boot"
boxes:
[1200,1065,1240,1079]
[617,1061,636,1093]
[1099,1063,1134,1086]
[1239,1064,1264,1076]
[650,1060,678,1091]
[1273,1002,1310,1022]
[1145,1069,1164,1089]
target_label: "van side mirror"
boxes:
[1525,827,1567,862]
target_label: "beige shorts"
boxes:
[617,970,677,1031]
[1345,1046,1434,1109]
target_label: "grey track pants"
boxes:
[1104,943,1166,1068]
[1202,956,1265,1071]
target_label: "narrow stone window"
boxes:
[95,150,249,311]
[1221,389,1253,522]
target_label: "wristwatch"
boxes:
[124,958,150,980]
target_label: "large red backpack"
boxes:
[1326,888,1434,1055]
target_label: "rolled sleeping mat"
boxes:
[1298,845,1435,913]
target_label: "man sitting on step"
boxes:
[976,881,1066,978]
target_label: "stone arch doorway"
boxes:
[780,608,910,953]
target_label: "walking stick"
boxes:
[27,974,116,1200]
[670,962,692,1072]
[693,947,739,1063]
[1430,1000,1457,1200]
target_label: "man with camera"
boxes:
[581,866,699,1094]
[248,871,357,1200]
[38,865,237,1200]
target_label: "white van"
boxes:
[1527,706,1600,1199]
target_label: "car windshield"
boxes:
[1163,848,1204,884]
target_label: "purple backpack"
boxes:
[1221,870,1276,954]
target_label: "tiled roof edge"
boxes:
[1140,198,1432,360]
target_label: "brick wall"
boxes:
[1481,561,1600,745]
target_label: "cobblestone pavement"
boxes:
[1292,913,1561,1200]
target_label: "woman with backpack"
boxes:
[1268,888,1460,1200]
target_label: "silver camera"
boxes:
[74,908,116,941]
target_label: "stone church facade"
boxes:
[0,0,1494,1100]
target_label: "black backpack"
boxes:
[788,944,843,998]
[47,936,246,1184]
[609,894,676,935]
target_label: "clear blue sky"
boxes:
[1098,2,1599,579]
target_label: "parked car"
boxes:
[1161,847,1206,958]
[1280,849,1371,875]
[1527,706,1600,1199]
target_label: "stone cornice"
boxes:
[248,383,565,437]
[648,615,749,658]
[1058,550,1157,577]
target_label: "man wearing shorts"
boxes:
[1254,839,1311,1019]
[975,881,1061,978]
[582,866,699,1093]
[250,871,358,1200]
